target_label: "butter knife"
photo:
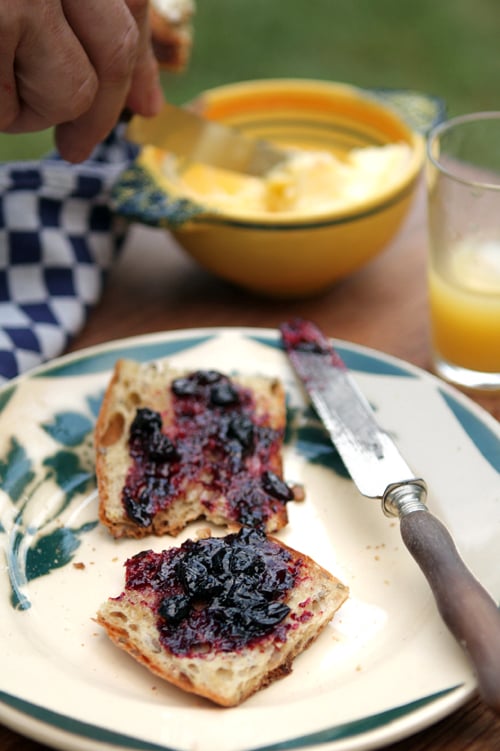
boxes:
[280,317,500,714]
[125,101,287,176]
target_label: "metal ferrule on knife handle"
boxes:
[281,318,500,715]
[383,479,428,517]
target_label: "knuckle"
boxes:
[62,71,99,120]
[101,23,139,82]
[124,0,150,22]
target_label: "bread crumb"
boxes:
[292,483,306,502]
[195,527,212,540]
[73,562,85,570]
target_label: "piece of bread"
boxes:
[96,527,349,706]
[149,0,195,71]
[95,359,298,539]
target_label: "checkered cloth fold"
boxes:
[0,129,138,384]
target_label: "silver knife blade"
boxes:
[126,101,287,177]
[280,318,424,504]
[280,317,500,714]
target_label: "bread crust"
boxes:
[149,0,194,71]
[95,359,293,539]
[96,533,349,706]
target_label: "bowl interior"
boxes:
[139,79,424,225]
[198,79,413,150]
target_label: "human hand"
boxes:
[0,0,165,162]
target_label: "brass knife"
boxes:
[280,317,500,714]
[125,101,287,176]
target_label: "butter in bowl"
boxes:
[113,79,443,298]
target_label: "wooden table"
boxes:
[2,183,499,751]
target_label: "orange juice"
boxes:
[429,240,500,372]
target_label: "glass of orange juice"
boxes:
[426,112,500,390]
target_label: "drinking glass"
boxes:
[426,112,500,390]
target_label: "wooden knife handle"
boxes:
[400,509,500,714]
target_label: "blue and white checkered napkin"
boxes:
[0,130,138,385]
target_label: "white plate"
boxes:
[0,327,499,751]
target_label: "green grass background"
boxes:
[2,0,499,161]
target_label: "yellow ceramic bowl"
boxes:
[115,79,439,298]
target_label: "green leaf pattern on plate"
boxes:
[286,402,351,479]
[1,392,102,610]
[25,522,98,581]
[0,437,36,502]
[42,411,94,447]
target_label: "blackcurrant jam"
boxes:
[122,527,308,655]
[280,318,332,355]
[122,370,293,528]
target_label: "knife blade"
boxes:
[280,317,500,714]
[125,101,287,176]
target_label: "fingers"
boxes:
[123,0,165,116]
[0,0,98,133]
[0,6,25,131]
[0,0,164,162]
[56,0,164,162]
[0,53,23,132]
[55,0,144,162]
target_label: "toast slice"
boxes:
[96,527,349,706]
[95,359,297,539]
[150,0,195,71]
